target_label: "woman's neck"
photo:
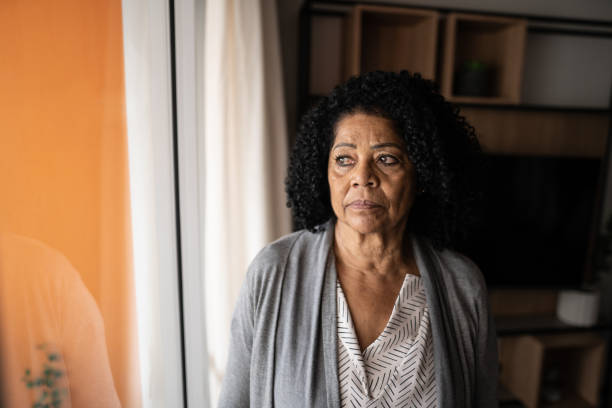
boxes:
[333,220,416,279]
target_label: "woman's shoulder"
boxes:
[247,224,331,281]
[244,224,332,310]
[249,230,304,271]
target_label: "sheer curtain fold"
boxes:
[122,0,185,406]
[203,0,291,401]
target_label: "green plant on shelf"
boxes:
[21,343,67,408]
[454,60,492,97]
[462,60,488,71]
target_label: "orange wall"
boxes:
[0,1,140,406]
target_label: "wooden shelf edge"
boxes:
[456,103,610,113]
[355,4,440,18]
[306,93,611,114]
[495,315,612,336]
[448,11,528,26]
[447,95,520,105]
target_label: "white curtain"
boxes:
[203,0,291,403]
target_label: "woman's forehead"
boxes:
[333,113,402,146]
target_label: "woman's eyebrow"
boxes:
[371,142,403,150]
[332,142,357,150]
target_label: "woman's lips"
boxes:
[346,200,382,209]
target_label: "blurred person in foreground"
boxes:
[218,71,498,407]
[0,233,120,407]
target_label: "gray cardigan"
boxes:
[218,221,499,407]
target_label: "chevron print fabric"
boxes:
[336,274,437,407]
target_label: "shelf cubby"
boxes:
[499,333,605,408]
[441,13,527,104]
[345,5,439,80]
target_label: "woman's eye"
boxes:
[378,154,399,166]
[335,156,354,167]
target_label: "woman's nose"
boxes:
[351,161,378,187]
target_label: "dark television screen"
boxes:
[460,154,602,287]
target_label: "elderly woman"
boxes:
[218,71,498,407]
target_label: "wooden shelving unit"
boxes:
[307,5,527,105]
[441,13,527,104]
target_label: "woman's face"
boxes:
[327,112,416,236]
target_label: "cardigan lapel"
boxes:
[412,236,467,408]
[321,223,341,408]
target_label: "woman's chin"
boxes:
[339,216,390,236]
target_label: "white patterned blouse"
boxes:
[336,273,437,408]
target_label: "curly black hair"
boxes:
[285,71,483,250]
